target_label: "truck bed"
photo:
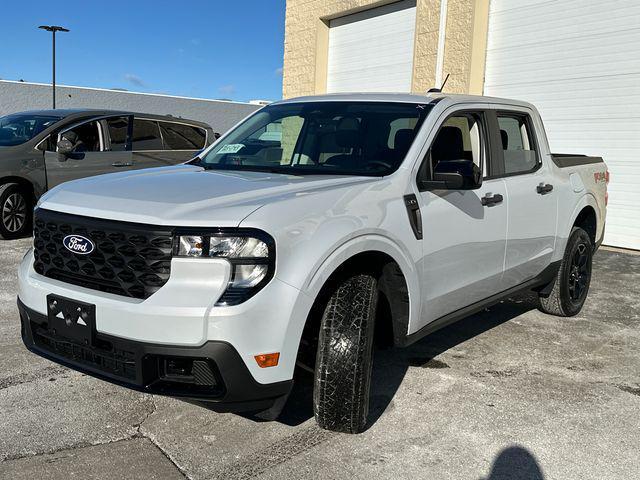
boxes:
[551,154,604,168]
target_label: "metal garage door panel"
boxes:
[327,1,416,93]
[485,0,640,249]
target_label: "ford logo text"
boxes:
[62,235,95,255]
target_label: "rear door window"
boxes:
[132,119,163,151]
[159,122,207,150]
[497,114,539,175]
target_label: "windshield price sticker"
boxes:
[218,144,244,154]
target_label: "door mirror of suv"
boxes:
[419,159,482,191]
[56,136,74,161]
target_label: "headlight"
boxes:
[173,229,275,306]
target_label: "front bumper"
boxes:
[18,248,312,385]
[18,299,292,412]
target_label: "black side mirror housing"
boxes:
[419,159,482,191]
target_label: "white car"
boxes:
[18,93,608,433]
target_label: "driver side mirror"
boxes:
[56,136,74,162]
[419,159,482,191]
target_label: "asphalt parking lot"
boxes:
[1,238,639,480]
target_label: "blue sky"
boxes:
[0,0,286,102]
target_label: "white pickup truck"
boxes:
[18,93,607,433]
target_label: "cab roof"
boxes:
[273,92,534,109]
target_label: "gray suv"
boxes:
[0,109,214,238]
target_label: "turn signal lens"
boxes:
[254,352,280,368]
[177,236,204,256]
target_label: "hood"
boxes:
[39,165,376,226]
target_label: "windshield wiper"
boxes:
[201,164,304,177]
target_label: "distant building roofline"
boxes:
[0,79,258,107]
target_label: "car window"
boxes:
[159,122,206,150]
[132,119,163,151]
[497,114,538,175]
[0,114,61,147]
[199,102,433,176]
[60,121,103,153]
[426,114,483,176]
[105,117,129,151]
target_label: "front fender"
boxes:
[301,233,421,339]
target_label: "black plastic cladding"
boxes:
[172,227,276,306]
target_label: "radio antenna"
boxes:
[427,73,450,93]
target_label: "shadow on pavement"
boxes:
[278,292,539,429]
[482,445,545,480]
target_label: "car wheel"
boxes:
[0,183,31,240]
[313,273,378,433]
[538,226,593,317]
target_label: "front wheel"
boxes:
[313,273,378,433]
[538,226,593,316]
[0,183,31,240]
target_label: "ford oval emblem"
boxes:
[62,235,95,255]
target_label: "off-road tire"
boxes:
[538,226,593,316]
[0,183,31,240]
[313,273,378,434]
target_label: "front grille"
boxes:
[33,209,174,299]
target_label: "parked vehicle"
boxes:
[0,109,214,238]
[17,93,607,433]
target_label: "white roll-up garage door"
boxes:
[484,0,640,250]
[327,0,416,93]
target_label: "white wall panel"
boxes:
[485,0,640,249]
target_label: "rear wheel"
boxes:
[0,183,31,240]
[538,227,593,316]
[313,273,378,433]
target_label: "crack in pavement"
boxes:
[0,365,70,390]
[1,436,134,463]
[0,396,156,464]
[134,398,191,479]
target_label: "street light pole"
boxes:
[38,25,69,109]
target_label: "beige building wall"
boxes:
[282,0,490,98]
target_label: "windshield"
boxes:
[0,114,61,147]
[197,101,433,176]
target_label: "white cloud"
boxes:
[124,73,146,88]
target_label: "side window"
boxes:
[497,114,539,175]
[60,121,103,153]
[132,119,163,151]
[105,117,129,151]
[419,113,484,181]
[159,122,207,150]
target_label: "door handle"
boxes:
[536,183,553,194]
[481,193,503,207]
[112,162,133,167]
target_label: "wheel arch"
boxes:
[0,176,37,205]
[567,194,600,247]
[295,236,420,368]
